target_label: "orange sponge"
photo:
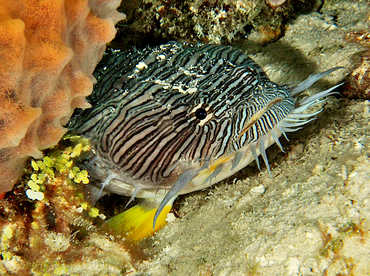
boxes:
[0,0,124,192]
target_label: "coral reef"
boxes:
[115,0,322,48]
[0,136,137,274]
[0,0,124,193]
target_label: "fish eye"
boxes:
[195,107,207,120]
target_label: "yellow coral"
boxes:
[31,160,39,171]
[53,265,68,275]
[80,202,88,211]
[73,169,89,185]
[25,135,92,202]
[23,135,108,223]
[1,226,14,261]
[88,207,100,218]
[69,166,89,184]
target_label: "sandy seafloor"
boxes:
[135,1,370,275]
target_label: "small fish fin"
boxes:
[98,173,117,198]
[231,151,243,170]
[250,144,261,170]
[153,169,198,229]
[296,83,342,109]
[204,163,224,184]
[279,83,342,135]
[105,197,174,242]
[271,129,284,152]
[277,125,289,141]
[125,186,141,208]
[259,138,273,178]
[290,67,344,97]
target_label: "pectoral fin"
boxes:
[105,197,174,241]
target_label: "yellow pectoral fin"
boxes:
[105,199,173,242]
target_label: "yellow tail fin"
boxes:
[105,198,173,242]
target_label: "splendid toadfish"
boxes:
[68,42,341,240]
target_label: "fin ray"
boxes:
[231,151,243,170]
[290,67,344,96]
[125,186,141,208]
[153,169,198,228]
[259,138,272,177]
[205,164,224,184]
[250,144,261,170]
[98,173,117,197]
[271,129,284,152]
